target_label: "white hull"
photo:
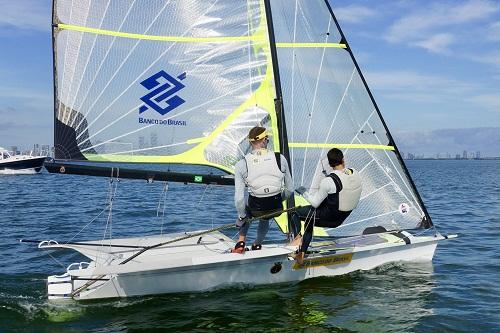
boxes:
[43,230,450,301]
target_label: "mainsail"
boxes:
[53,0,279,173]
[52,0,432,237]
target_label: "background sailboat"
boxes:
[28,0,454,300]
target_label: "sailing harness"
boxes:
[244,150,284,198]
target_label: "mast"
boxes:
[263,0,297,234]
[322,0,433,227]
[51,0,58,158]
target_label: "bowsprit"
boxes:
[139,70,187,116]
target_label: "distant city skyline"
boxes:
[401,150,491,160]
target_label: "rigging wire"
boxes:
[65,204,110,244]
[99,168,120,263]
[46,251,67,270]
[156,181,169,235]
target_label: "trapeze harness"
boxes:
[315,168,362,226]
[244,149,284,218]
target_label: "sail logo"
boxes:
[139,70,187,115]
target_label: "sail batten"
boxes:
[57,23,266,43]
[288,143,395,150]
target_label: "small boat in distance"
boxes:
[0,147,46,174]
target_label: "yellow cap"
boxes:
[248,126,272,142]
[249,130,270,142]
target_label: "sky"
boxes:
[0,0,499,155]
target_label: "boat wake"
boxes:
[0,169,39,175]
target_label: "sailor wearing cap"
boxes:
[232,126,294,253]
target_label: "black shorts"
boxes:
[247,194,283,219]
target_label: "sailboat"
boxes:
[26,0,456,301]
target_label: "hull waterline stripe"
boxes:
[288,143,395,150]
[57,24,346,48]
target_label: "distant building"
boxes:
[10,146,18,155]
[455,154,461,160]
[139,136,146,150]
[33,143,40,155]
[462,150,467,159]
[150,133,158,148]
[41,145,50,156]
[475,151,481,159]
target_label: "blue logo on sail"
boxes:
[139,70,186,115]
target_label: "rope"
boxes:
[119,206,299,264]
[99,169,119,263]
[157,182,169,235]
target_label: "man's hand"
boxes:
[235,216,248,228]
[295,186,307,195]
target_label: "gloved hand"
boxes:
[235,216,248,228]
[295,186,307,195]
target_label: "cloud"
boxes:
[385,0,500,53]
[0,121,16,131]
[0,0,51,32]
[365,70,476,96]
[387,0,499,42]
[0,86,52,105]
[394,127,500,156]
[0,106,16,115]
[412,33,455,54]
[468,94,500,109]
[487,21,500,41]
[364,70,500,112]
[467,51,500,68]
[335,5,377,24]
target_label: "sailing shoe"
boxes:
[231,241,246,254]
[251,244,262,251]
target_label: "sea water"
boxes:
[0,160,498,332]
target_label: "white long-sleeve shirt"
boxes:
[234,152,293,218]
[303,173,339,208]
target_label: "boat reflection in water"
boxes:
[283,262,435,332]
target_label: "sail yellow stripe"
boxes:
[185,138,205,144]
[276,42,346,48]
[274,196,329,236]
[57,24,262,43]
[289,143,395,150]
[57,24,347,49]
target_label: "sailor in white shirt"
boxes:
[292,148,362,263]
[232,126,294,253]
